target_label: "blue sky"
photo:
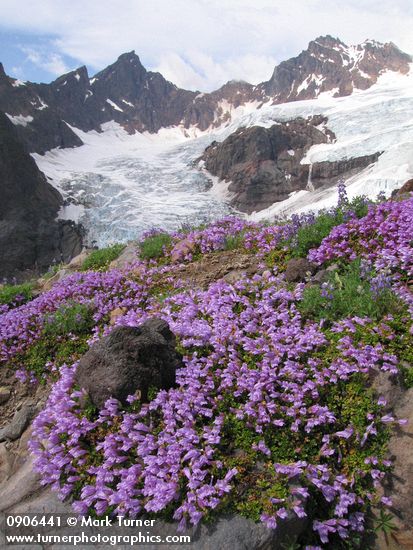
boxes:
[1,0,413,91]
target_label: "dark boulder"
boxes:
[284,258,317,283]
[75,319,183,408]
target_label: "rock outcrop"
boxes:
[201,116,330,212]
[75,319,183,408]
[200,116,380,213]
[0,111,83,280]
[200,116,381,212]
[392,178,413,199]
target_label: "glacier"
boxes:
[33,67,413,247]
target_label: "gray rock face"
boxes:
[75,319,183,408]
[137,513,307,550]
[260,35,412,102]
[311,152,382,187]
[108,242,138,269]
[364,371,413,549]
[392,178,413,199]
[0,386,11,405]
[0,491,307,550]
[0,404,36,442]
[0,456,41,512]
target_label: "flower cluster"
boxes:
[29,274,404,545]
[0,263,173,375]
[0,190,411,547]
[308,197,413,280]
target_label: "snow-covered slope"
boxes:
[245,68,413,219]
[33,123,231,246]
[33,67,413,247]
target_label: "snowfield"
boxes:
[33,67,413,246]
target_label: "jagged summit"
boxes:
[310,35,345,47]
[51,67,90,96]
[261,36,412,102]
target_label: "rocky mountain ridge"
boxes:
[0,36,411,153]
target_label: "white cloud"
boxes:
[154,52,277,91]
[1,0,413,90]
[22,48,70,76]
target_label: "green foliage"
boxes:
[13,302,94,379]
[348,195,369,219]
[293,211,345,258]
[81,244,125,271]
[43,263,64,280]
[24,336,90,379]
[0,282,34,306]
[147,386,159,401]
[44,302,95,336]
[374,509,398,536]
[298,262,400,322]
[83,395,99,421]
[265,246,292,270]
[139,233,172,260]
[292,198,369,259]
[344,311,413,389]
[224,233,245,251]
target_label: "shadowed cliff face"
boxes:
[0,37,410,153]
[0,111,83,280]
[200,116,381,213]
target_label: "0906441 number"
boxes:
[6,515,61,527]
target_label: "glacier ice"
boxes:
[33,67,413,246]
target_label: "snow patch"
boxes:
[106,99,123,112]
[36,97,48,110]
[11,79,26,87]
[6,113,33,127]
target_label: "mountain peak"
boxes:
[92,51,146,84]
[117,50,138,60]
[115,50,145,69]
[52,65,89,88]
[262,35,412,102]
[311,35,344,48]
